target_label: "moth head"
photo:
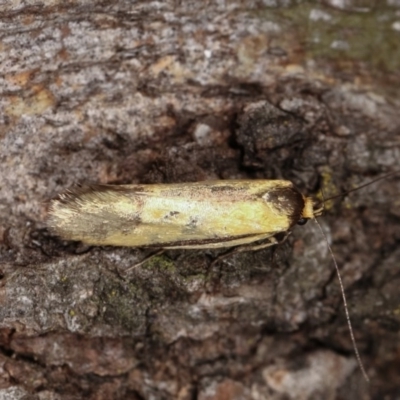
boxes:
[298,196,322,225]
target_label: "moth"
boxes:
[47,180,320,250]
[48,173,397,382]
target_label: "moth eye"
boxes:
[297,218,308,226]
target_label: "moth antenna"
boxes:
[323,170,399,203]
[314,218,370,383]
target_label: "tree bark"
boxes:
[0,1,399,399]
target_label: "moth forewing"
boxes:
[47,180,315,249]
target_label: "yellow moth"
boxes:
[47,180,318,250]
[48,173,397,382]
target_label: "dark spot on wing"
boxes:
[263,186,304,227]
[164,211,180,219]
[186,217,198,228]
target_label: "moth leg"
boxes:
[124,249,165,273]
[211,231,291,267]
[237,231,291,252]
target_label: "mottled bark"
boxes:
[0,1,399,399]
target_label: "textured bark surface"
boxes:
[0,1,400,399]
